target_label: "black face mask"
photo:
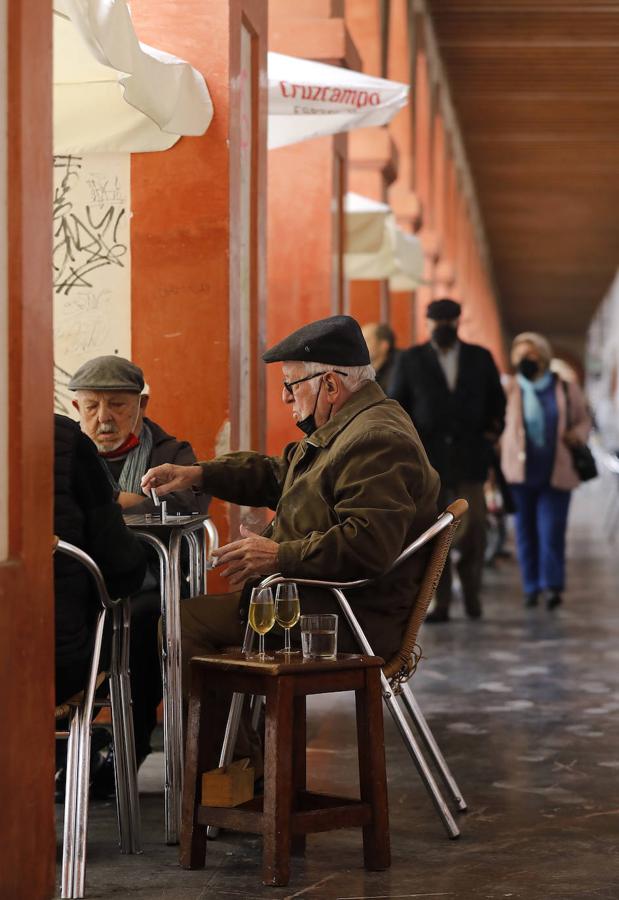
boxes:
[518,358,540,381]
[296,378,323,437]
[296,377,336,437]
[433,324,458,349]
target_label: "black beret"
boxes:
[262,316,370,366]
[426,298,462,321]
[68,355,145,392]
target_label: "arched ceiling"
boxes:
[426,0,619,358]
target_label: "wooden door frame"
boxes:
[0,1,54,897]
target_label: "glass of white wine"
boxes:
[275,583,301,655]
[248,586,275,660]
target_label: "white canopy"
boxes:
[268,53,409,150]
[53,0,213,154]
[344,193,424,288]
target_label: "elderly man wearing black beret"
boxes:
[68,355,209,795]
[142,315,440,771]
[390,299,506,622]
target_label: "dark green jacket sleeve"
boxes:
[277,430,429,581]
[199,443,297,511]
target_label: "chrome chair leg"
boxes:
[71,709,92,898]
[61,707,80,899]
[333,588,460,837]
[399,683,467,812]
[251,695,264,731]
[119,601,142,849]
[381,673,460,840]
[109,602,141,854]
[205,691,245,840]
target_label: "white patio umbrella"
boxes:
[344,193,424,288]
[53,0,213,154]
[268,53,409,150]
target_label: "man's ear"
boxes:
[140,394,149,411]
[324,373,340,395]
[71,398,80,413]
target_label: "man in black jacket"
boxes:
[54,414,147,799]
[55,414,147,702]
[390,298,506,621]
[69,356,209,792]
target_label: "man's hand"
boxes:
[141,463,203,497]
[213,524,279,589]
[118,490,149,510]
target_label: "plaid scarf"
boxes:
[107,423,154,495]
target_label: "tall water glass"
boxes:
[275,583,301,655]
[248,587,275,659]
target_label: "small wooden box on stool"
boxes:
[201,758,254,807]
[181,651,391,887]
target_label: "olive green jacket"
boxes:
[199,381,440,660]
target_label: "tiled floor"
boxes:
[55,478,619,899]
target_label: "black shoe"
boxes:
[55,726,112,803]
[425,610,449,623]
[90,745,148,801]
[547,592,562,610]
[55,767,67,804]
[466,608,483,620]
[90,744,116,800]
[525,592,539,608]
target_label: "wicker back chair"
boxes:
[54,538,141,898]
[211,500,468,843]
[382,498,467,689]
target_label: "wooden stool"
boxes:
[180,651,391,886]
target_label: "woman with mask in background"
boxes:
[501,332,591,610]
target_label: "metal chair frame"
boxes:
[209,501,468,841]
[54,539,141,898]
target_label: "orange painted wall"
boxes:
[348,280,383,325]
[266,134,346,454]
[129,0,268,555]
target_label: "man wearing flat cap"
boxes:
[390,299,506,622]
[69,355,209,793]
[142,315,440,770]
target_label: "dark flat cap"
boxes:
[426,298,462,321]
[263,316,370,366]
[68,356,145,392]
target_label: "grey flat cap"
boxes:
[68,356,145,393]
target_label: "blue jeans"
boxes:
[510,483,571,595]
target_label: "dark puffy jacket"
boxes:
[54,415,147,669]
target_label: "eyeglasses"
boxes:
[283,370,348,396]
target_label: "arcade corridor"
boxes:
[62,477,619,900]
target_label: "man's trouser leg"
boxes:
[435,482,487,617]
[434,487,456,616]
[130,590,163,761]
[455,482,487,618]
[180,592,263,776]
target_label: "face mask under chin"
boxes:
[433,324,458,349]
[295,378,336,437]
[295,377,322,437]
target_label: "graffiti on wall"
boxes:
[53,153,131,415]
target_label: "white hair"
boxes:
[299,360,375,394]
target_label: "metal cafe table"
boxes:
[123,511,219,844]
